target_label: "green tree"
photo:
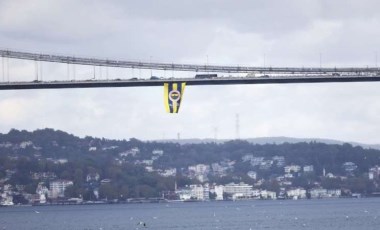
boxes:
[99,184,118,200]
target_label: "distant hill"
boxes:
[2,128,380,200]
[156,136,380,150]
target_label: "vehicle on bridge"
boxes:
[195,74,217,79]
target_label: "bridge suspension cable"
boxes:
[1,49,379,74]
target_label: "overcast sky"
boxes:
[0,0,380,143]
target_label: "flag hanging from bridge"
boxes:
[164,82,186,113]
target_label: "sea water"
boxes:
[1,198,380,230]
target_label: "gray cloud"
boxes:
[0,0,380,144]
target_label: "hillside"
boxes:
[1,128,380,203]
[159,137,380,150]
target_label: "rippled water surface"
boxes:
[1,198,380,229]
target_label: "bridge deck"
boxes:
[1,75,380,90]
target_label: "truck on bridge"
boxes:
[195,74,218,79]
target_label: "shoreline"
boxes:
[2,195,379,208]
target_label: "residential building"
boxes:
[19,141,33,149]
[86,173,100,182]
[326,189,341,197]
[224,183,253,198]
[284,165,301,174]
[211,163,228,177]
[145,166,154,172]
[303,165,314,173]
[309,188,327,198]
[369,166,380,180]
[88,147,97,151]
[189,184,209,201]
[247,171,257,180]
[272,156,285,167]
[141,160,153,166]
[259,160,273,170]
[152,149,164,156]
[176,188,192,201]
[250,157,264,166]
[31,172,57,180]
[260,190,277,199]
[214,185,224,200]
[49,180,73,198]
[242,154,254,162]
[287,188,307,199]
[159,168,177,177]
[342,162,357,172]
[189,164,210,175]
[119,147,140,157]
[52,158,68,164]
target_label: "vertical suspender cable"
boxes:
[73,64,76,80]
[40,61,43,81]
[1,56,4,82]
[35,60,38,81]
[172,63,174,78]
[6,57,9,82]
[67,62,70,80]
[106,66,109,80]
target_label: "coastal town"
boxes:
[1,129,380,206]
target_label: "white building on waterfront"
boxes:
[189,184,209,201]
[214,185,224,200]
[309,188,341,198]
[287,188,307,199]
[224,183,253,198]
[49,180,73,198]
[260,190,277,199]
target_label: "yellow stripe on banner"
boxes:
[181,82,186,97]
[164,83,170,113]
[172,83,178,113]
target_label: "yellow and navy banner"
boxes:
[164,82,186,113]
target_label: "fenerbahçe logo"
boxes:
[169,90,181,102]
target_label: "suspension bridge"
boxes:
[1,49,380,90]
